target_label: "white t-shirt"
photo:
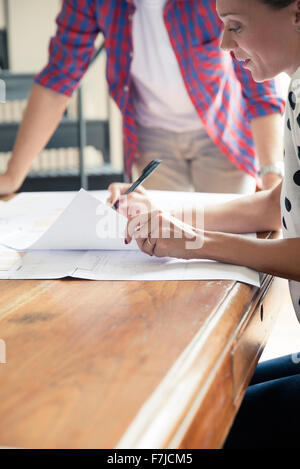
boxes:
[130,0,202,132]
[280,65,300,322]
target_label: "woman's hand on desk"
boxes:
[107,182,156,218]
[126,210,300,283]
[125,210,205,260]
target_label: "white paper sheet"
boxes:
[72,250,260,285]
[0,246,23,279]
[0,191,74,244]
[2,189,138,251]
[0,190,260,286]
[0,189,243,248]
[8,250,82,280]
[0,248,259,286]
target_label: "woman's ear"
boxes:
[293,0,300,29]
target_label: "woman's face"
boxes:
[216,0,300,81]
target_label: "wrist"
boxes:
[4,168,20,192]
[200,231,251,266]
[200,231,227,261]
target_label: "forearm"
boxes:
[251,113,284,189]
[171,182,282,233]
[6,83,70,190]
[203,231,300,282]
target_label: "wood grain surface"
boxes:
[0,195,285,448]
[0,270,284,448]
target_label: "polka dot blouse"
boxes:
[281,66,300,322]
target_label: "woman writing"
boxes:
[108,0,300,447]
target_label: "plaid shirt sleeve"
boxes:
[35,0,100,96]
[230,52,285,121]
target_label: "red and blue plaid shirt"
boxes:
[35,0,285,181]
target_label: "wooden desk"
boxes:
[0,232,285,449]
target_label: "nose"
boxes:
[220,29,237,52]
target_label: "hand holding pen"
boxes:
[107,159,162,215]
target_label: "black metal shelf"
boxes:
[0,42,124,191]
[0,30,8,70]
[18,163,123,192]
[0,119,110,161]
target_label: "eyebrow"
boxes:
[218,12,244,18]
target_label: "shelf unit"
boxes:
[0,46,124,191]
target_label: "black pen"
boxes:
[113,159,162,210]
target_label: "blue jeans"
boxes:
[223,354,300,448]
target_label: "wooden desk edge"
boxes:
[117,232,283,449]
[0,195,283,449]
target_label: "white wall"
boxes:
[7,0,61,73]
[0,0,5,29]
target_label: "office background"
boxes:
[0,0,124,189]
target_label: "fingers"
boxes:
[126,217,158,256]
[125,211,154,244]
[125,209,184,244]
[125,210,163,259]
[139,237,157,256]
[124,209,202,260]
[106,183,130,206]
[106,182,147,206]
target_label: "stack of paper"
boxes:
[0,189,260,286]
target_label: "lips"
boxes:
[232,52,252,67]
[236,58,251,67]
[236,57,250,64]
